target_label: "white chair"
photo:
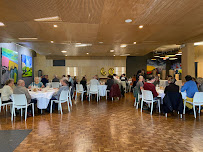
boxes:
[183,92,203,118]
[121,81,127,93]
[89,85,99,102]
[0,98,13,112]
[50,90,70,114]
[68,87,72,107]
[134,93,142,109]
[141,90,160,115]
[51,82,60,88]
[75,84,86,101]
[106,90,110,100]
[11,94,34,121]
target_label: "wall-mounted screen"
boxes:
[53,60,65,66]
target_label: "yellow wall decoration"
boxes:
[108,68,114,75]
[100,67,106,76]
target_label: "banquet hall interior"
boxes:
[0,0,203,151]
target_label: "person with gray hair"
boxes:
[13,80,31,103]
[196,77,203,92]
[52,75,60,82]
[164,77,179,94]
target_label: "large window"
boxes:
[114,67,126,76]
[66,67,78,76]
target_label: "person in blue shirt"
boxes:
[28,77,44,89]
[181,75,198,109]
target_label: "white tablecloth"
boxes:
[29,89,57,109]
[87,85,107,97]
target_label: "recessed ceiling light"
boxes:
[76,43,81,44]
[125,19,132,23]
[120,54,130,56]
[113,55,116,56]
[178,51,182,54]
[110,50,114,52]
[167,55,176,57]
[86,53,89,55]
[139,25,144,29]
[50,41,54,43]
[34,16,61,22]
[151,59,156,60]
[61,51,67,53]
[194,41,203,46]
[120,44,127,48]
[65,55,67,56]
[175,53,182,56]
[18,38,38,40]
[99,42,103,44]
[0,22,5,26]
[133,42,137,44]
[154,55,160,57]
[169,58,178,60]
[75,44,92,47]
[53,24,58,28]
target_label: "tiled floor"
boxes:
[0,93,203,152]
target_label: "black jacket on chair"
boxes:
[163,92,184,114]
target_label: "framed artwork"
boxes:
[147,59,166,75]
[1,47,18,84]
[21,54,32,77]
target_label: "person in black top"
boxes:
[164,77,179,94]
[80,77,87,91]
[41,75,49,86]
[52,75,60,82]
[105,75,114,90]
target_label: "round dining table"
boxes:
[29,88,58,110]
[87,85,107,97]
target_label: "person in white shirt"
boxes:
[90,75,100,86]
[1,79,14,104]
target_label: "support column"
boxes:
[181,43,195,80]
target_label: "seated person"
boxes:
[1,79,14,104]
[13,80,36,116]
[181,75,198,109]
[143,75,159,98]
[136,76,144,94]
[196,77,203,92]
[153,75,160,87]
[80,77,87,91]
[164,77,179,94]
[29,77,44,89]
[90,75,100,86]
[52,75,60,82]
[106,75,114,90]
[41,75,49,86]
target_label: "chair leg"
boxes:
[199,105,201,114]
[112,97,113,101]
[69,98,72,107]
[75,92,77,100]
[67,101,70,112]
[136,102,139,109]
[150,103,153,115]
[141,100,143,112]
[158,100,161,113]
[11,107,14,121]
[81,93,83,101]
[21,108,23,117]
[32,103,34,117]
[183,101,186,114]
[50,101,53,113]
[165,113,167,117]
[6,105,7,112]
[25,107,27,121]
[97,94,98,102]
[60,102,63,114]
[89,93,90,102]
[134,98,136,107]
[180,114,183,119]
[106,92,107,100]
[193,105,196,118]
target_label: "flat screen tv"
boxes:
[53,60,65,66]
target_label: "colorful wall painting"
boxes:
[147,59,166,75]
[1,48,18,84]
[21,54,32,77]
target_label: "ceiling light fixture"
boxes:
[169,58,178,60]
[53,24,58,28]
[125,19,132,23]
[99,42,103,44]
[110,50,114,52]
[65,55,68,56]
[151,59,156,60]
[76,43,81,44]
[175,53,182,56]
[113,55,116,56]
[0,22,5,26]
[75,44,92,47]
[34,16,60,22]
[133,42,137,44]
[61,51,67,53]
[154,55,160,57]
[120,44,127,48]
[86,53,89,55]
[194,41,203,46]
[18,38,38,40]
[51,41,54,43]
[120,54,130,56]
[139,25,144,29]
[167,55,176,57]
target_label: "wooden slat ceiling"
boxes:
[0,0,203,56]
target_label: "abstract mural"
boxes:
[1,48,18,84]
[22,54,32,77]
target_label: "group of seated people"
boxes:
[134,73,202,113]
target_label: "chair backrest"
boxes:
[12,94,27,106]
[90,85,98,92]
[193,92,203,103]
[141,90,153,101]
[76,84,84,92]
[59,90,69,101]
[52,82,60,88]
